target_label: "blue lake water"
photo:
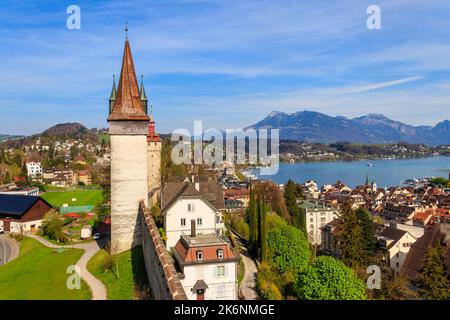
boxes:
[252,156,450,188]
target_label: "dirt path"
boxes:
[232,232,259,300]
[0,235,19,265]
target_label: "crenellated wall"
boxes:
[139,201,187,300]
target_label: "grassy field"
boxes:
[0,238,91,300]
[41,190,103,208]
[87,246,149,300]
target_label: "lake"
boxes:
[252,156,450,188]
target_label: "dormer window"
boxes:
[196,251,203,261]
[217,249,224,260]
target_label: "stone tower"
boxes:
[138,75,161,194]
[146,105,162,193]
[108,34,149,254]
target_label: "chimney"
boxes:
[191,219,196,237]
[195,182,200,191]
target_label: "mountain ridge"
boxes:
[246,110,450,145]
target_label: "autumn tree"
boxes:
[254,180,289,221]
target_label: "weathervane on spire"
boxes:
[125,20,129,39]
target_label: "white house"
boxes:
[301,201,338,245]
[26,162,43,178]
[172,226,238,300]
[376,225,417,273]
[161,177,225,249]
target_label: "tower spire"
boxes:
[149,102,154,122]
[125,20,129,40]
[107,35,149,121]
[139,75,148,101]
[140,75,148,114]
[108,74,117,114]
[147,101,160,142]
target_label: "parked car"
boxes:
[0,227,4,234]
[93,233,102,240]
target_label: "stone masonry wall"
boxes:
[140,201,187,300]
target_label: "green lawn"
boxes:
[87,246,150,300]
[41,190,103,208]
[0,238,91,300]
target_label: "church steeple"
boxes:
[109,74,117,114]
[107,32,149,121]
[140,75,148,114]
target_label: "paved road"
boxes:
[232,232,259,300]
[29,235,107,300]
[0,235,19,266]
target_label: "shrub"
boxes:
[266,214,311,274]
[294,256,367,300]
[256,262,283,300]
[41,209,68,243]
[237,220,250,241]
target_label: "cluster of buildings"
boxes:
[42,168,92,187]
[298,177,450,277]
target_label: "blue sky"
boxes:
[1,0,450,135]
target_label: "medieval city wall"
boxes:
[139,201,187,300]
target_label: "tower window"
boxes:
[196,251,203,261]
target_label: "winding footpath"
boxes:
[29,235,107,300]
[0,235,19,266]
[232,231,259,300]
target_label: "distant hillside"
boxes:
[0,134,24,141]
[0,123,106,148]
[42,123,88,137]
[246,111,450,145]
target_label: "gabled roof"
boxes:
[0,194,51,217]
[172,234,238,266]
[376,225,408,249]
[161,177,224,213]
[401,224,450,280]
[108,39,149,121]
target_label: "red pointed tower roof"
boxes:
[147,106,161,142]
[108,38,149,121]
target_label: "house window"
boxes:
[217,266,225,277]
[197,218,203,226]
[181,218,186,226]
[216,284,226,298]
[188,204,195,212]
[196,251,203,261]
[217,249,224,260]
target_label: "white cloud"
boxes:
[330,76,425,95]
